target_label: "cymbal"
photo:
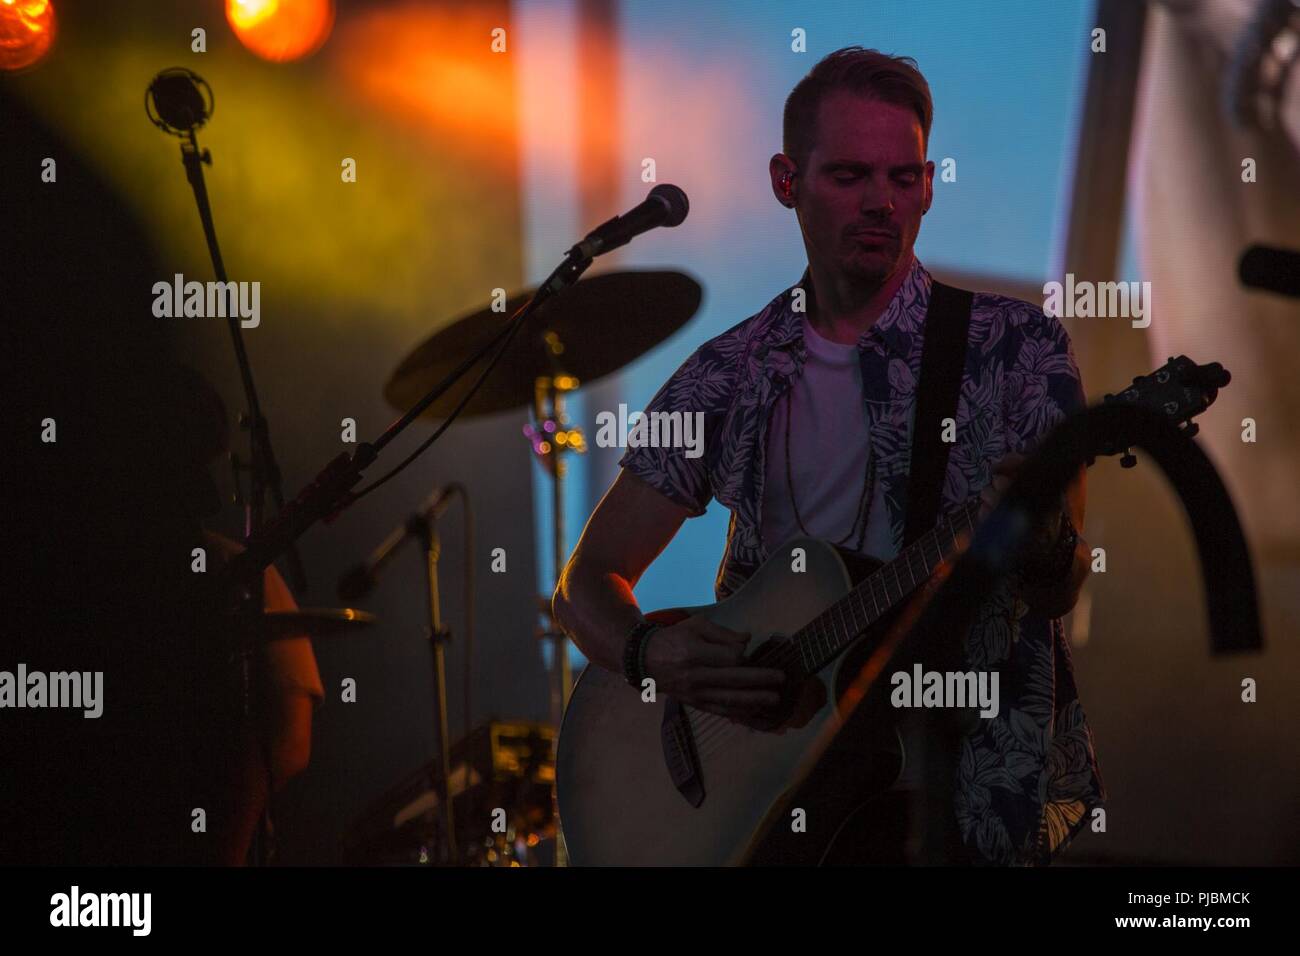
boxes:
[385,270,702,419]
[256,607,377,639]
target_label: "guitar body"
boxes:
[556,538,904,866]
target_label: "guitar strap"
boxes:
[902,280,974,547]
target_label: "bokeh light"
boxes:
[332,2,520,168]
[0,0,56,72]
[226,0,334,63]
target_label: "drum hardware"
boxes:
[380,269,702,865]
[147,69,700,866]
[254,607,377,640]
[343,720,556,866]
[384,271,701,717]
[336,484,472,865]
[527,371,586,723]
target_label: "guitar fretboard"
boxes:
[787,497,982,674]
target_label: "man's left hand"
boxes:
[978,452,1064,554]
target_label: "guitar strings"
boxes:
[688,532,927,753]
[687,566,898,755]
[681,500,979,757]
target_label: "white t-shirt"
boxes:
[760,316,896,562]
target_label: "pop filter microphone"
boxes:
[145,67,214,136]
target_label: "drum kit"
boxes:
[143,66,702,865]
[245,269,703,866]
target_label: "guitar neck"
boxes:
[769,355,1230,677]
[789,498,982,674]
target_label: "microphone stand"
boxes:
[172,123,310,866]
[176,129,306,587]
[341,485,467,863]
[215,252,595,638]
[414,509,457,863]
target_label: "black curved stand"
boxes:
[847,401,1263,865]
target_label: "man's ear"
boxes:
[769,153,798,208]
[922,158,935,214]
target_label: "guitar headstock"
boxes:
[1099,355,1230,466]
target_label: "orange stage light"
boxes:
[226,0,334,63]
[0,0,56,73]
[333,3,521,163]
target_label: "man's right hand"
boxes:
[643,615,787,720]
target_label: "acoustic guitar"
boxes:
[556,356,1227,865]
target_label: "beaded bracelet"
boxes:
[622,619,660,687]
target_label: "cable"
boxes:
[347,305,529,505]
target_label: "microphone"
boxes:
[1239,245,1300,299]
[145,67,214,136]
[568,184,689,260]
[337,485,459,602]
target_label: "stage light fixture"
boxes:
[0,0,56,73]
[226,0,334,63]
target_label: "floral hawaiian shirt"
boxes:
[619,256,1105,865]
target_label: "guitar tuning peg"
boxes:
[1120,450,1137,469]
[1183,422,1200,439]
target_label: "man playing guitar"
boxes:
[553,47,1102,865]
